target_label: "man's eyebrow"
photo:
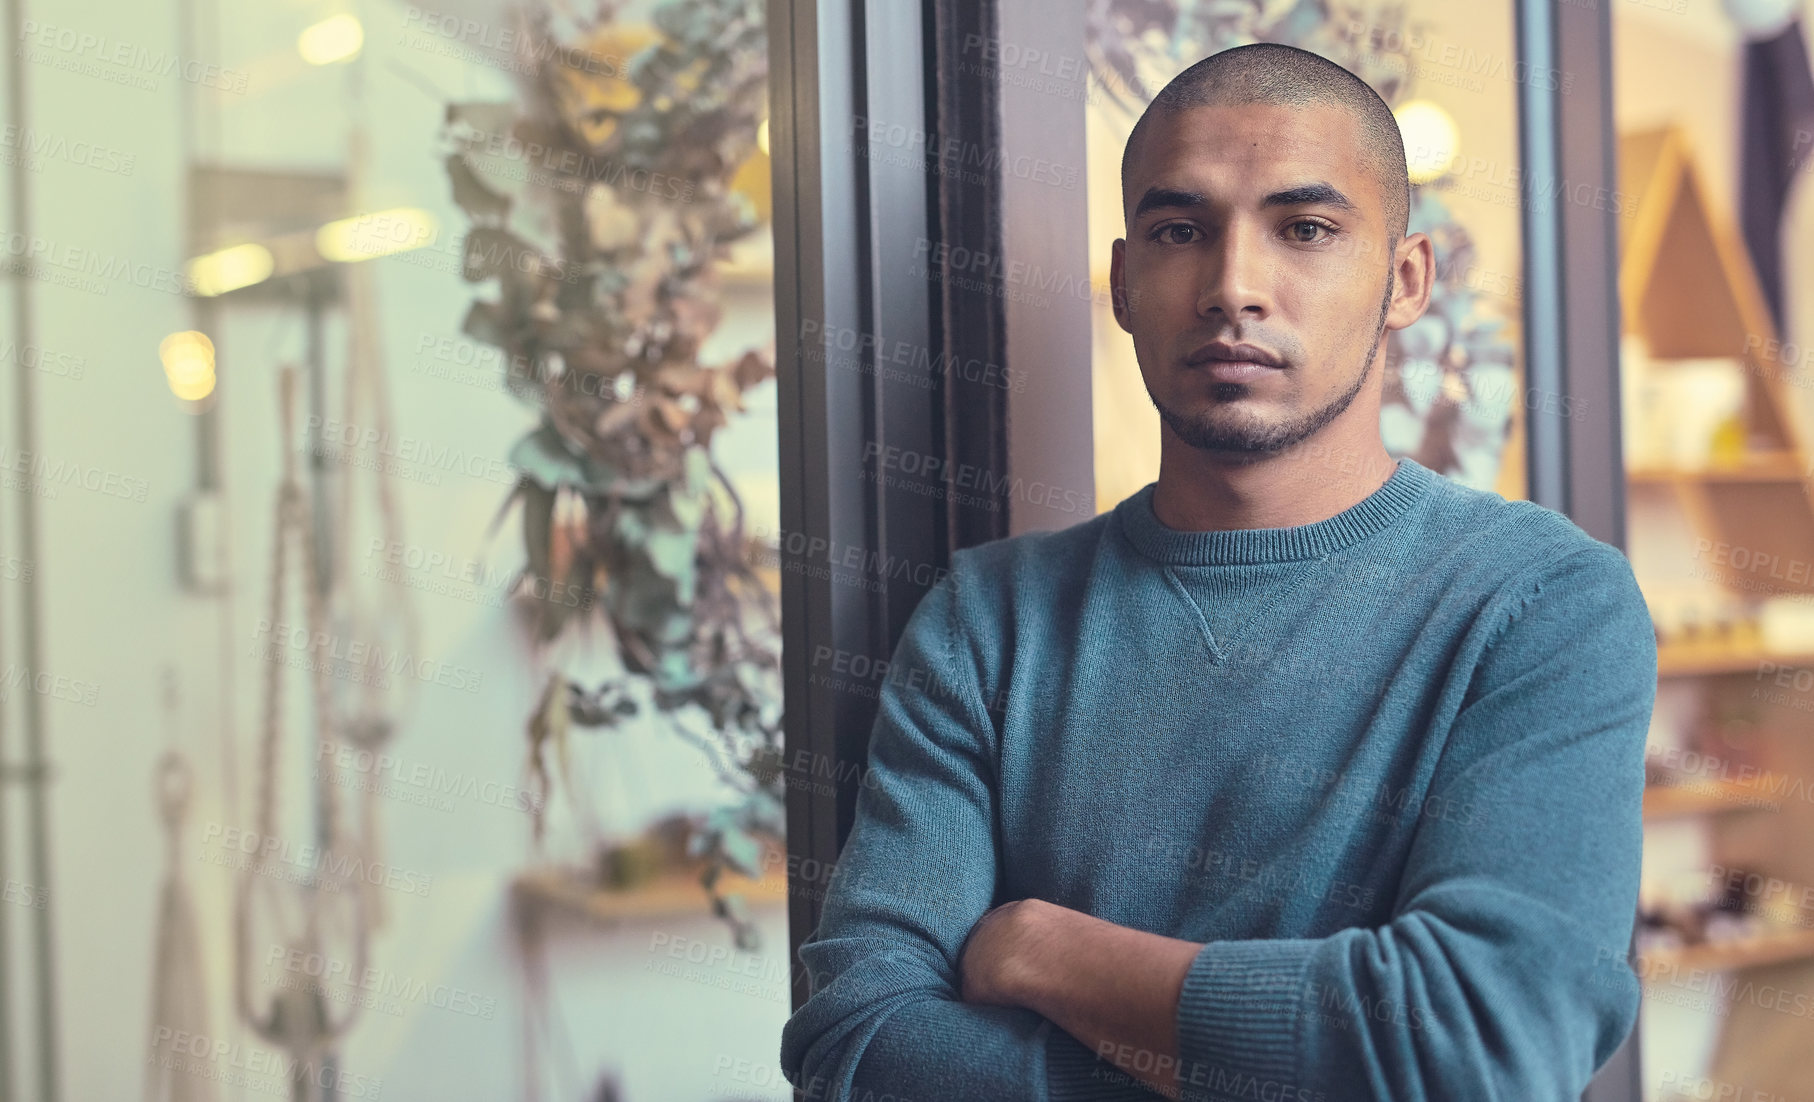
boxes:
[1131,187,1206,220]
[1131,181,1361,221]
[1261,182,1359,214]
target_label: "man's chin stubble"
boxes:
[1152,366,1369,459]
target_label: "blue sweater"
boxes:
[779,457,1657,1102]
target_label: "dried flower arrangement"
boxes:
[441,0,780,948]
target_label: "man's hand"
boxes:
[959,898,1204,1100]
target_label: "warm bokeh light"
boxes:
[316,207,439,263]
[1394,99,1459,185]
[167,371,217,402]
[185,243,275,297]
[298,14,364,66]
[757,117,769,157]
[159,331,217,401]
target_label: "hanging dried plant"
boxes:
[443,0,780,949]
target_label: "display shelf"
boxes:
[1627,451,1806,485]
[512,864,788,926]
[1643,775,1784,820]
[1655,641,1814,677]
[1637,927,1814,975]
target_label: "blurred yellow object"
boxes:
[169,372,216,402]
[1394,100,1459,185]
[1709,411,1749,467]
[553,24,661,148]
[317,207,438,263]
[731,149,771,223]
[186,243,274,297]
[159,331,217,400]
[298,14,364,66]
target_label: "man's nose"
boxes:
[1195,226,1272,321]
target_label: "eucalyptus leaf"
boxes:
[509,423,591,490]
[720,829,764,878]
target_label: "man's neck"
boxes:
[1149,429,1399,533]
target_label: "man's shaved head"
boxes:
[1121,43,1409,246]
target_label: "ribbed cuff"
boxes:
[1173,940,1313,1102]
[1044,1026,1165,1101]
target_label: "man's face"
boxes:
[1111,102,1424,458]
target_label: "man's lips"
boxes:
[1184,342,1287,382]
[1196,359,1279,383]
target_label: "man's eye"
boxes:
[1287,219,1335,243]
[1154,224,1198,245]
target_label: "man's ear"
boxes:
[1384,231,1435,331]
[1110,238,1132,333]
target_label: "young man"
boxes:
[780,43,1656,1102]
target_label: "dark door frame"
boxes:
[767,0,1010,1015]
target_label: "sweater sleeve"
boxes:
[1170,543,1657,1102]
[778,554,1158,1102]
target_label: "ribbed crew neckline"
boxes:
[1114,456,1436,566]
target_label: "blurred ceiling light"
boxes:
[169,371,217,402]
[757,118,770,157]
[299,14,364,66]
[1394,100,1459,186]
[316,207,438,263]
[160,331,217,401]
[186,243,274,297]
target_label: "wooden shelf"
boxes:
[512,864,787,926]
[1628,451,1806,485]
[1643,775,1783,820]
[1638,927,1814,975]
[1656,641,1814,677]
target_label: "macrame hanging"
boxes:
[143,672,216,1102]
[326,121,420,932]
[233,365,369,1095]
